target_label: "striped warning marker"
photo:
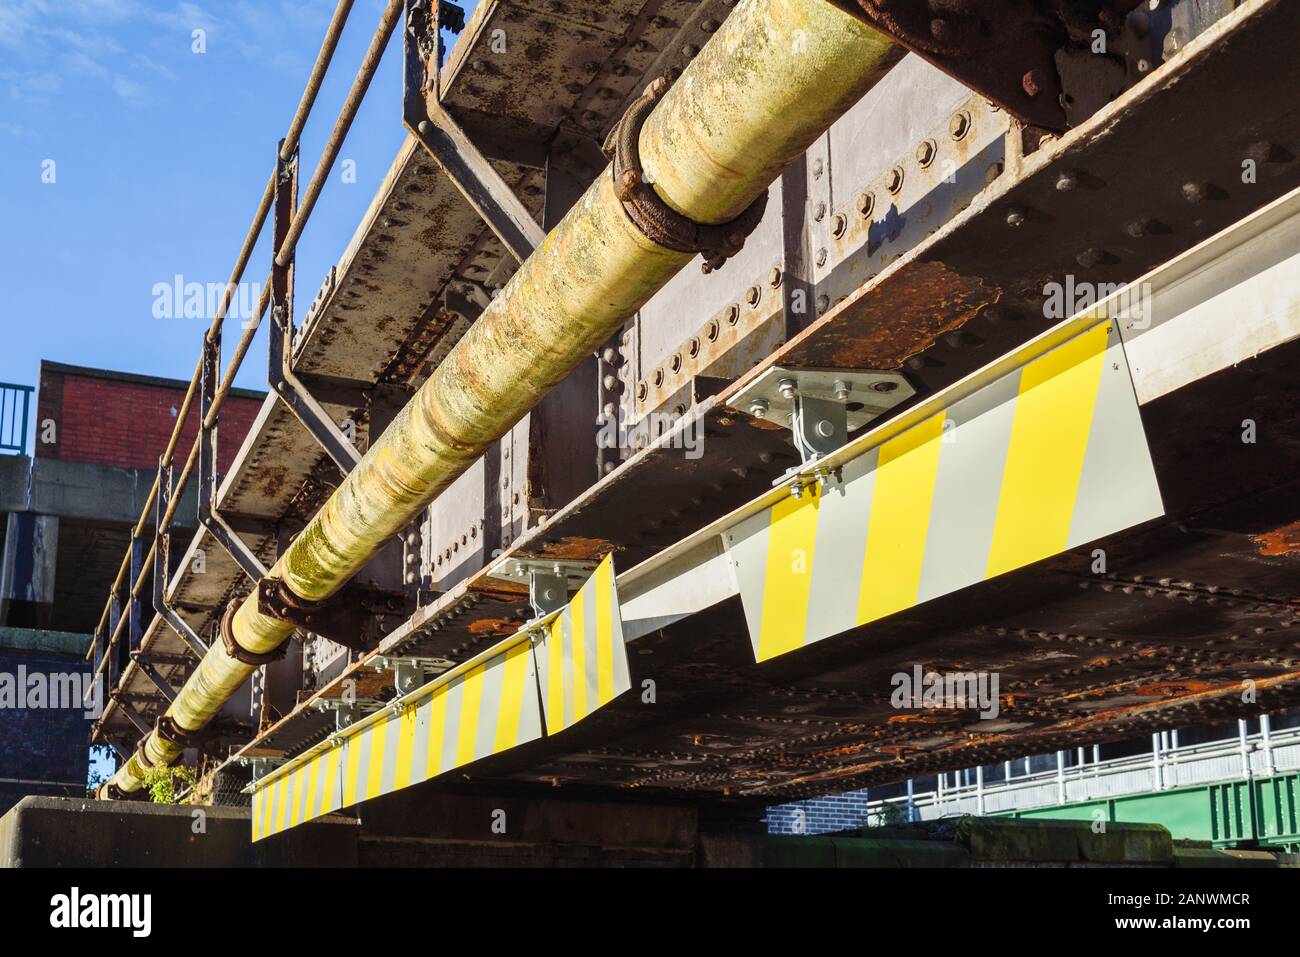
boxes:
[725,320,1163,663]
[251,556,630,841]
[252,633,541,842]
[534,554,631,734]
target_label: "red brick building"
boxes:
[35,361,264,474]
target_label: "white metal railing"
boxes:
[865,720,1300,825]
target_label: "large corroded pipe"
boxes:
[105,0,896,795]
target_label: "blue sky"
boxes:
[0,0,477,450]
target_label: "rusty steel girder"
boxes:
[829,0,1144,130]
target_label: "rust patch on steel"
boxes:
[467,580,528,600]
[467,618,520,636]
[1253,520,1300,556]
[776,259,997,372]
[1135,679,1227,697]
[886,711,959,725]
[534,536,616,561]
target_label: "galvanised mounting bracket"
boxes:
[730,366,915,478]
[372,655,456,698]
[238,754,287,784]
[487,557,599,620]
[312,696,386,733]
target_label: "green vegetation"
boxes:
[141,764,197,804]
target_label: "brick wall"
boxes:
[766,789,875,835]
[35,361,264,474]
[0,648,93,816]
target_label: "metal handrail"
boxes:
[862,723,1300,824]
[87,0,397,667]
[0,382,34,455]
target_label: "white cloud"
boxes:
[64,50,111,80]
[132,53,178,82]
[0,120,34,138]
[111,73,148,105]
[0,0,325,112]
[4,69,63,104]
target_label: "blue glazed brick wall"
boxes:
[0,649,93,815]
[765,789,874,835]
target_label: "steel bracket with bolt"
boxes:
[372,655,455,697]
[239,755,287,784]
[730,366,915,473]
[311,696,386,733]
[486,558,600,620]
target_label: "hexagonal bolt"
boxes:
[949,111,971,140]
[886,166,905,194]
[916,139,937,168]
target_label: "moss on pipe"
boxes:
[106,0,893,795]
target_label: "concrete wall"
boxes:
[0,797,357,867]
[7,796,1280,868]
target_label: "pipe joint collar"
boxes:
[604,76,768,274]
[155,713,205,751]
[220,598,289,666]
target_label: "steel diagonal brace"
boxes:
[403,0,545,264]
[109,692,152,736]
[152,459,209,658]
[129,652,176,703]
[199,333,270,583]
[268,143,362,475]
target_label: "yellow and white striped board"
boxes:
[725,319,1163,663]
[534,554,631,735]
[252,632,541,842]
[251,556,630,841]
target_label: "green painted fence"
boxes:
[999,770,1300,851]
